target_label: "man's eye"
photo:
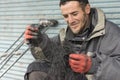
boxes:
[63,15,68,18]
[73,13,78,16]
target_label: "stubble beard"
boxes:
[72,13,88,34]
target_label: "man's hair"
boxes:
[59,0,89,11]
[59,0,89,6]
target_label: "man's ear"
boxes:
[85,4,90,14]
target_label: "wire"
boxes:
[0,47,29,78]
[0,32,24,64]
[0,41,24,70]
[0,24,52,78]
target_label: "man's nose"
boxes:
[68,15,74,23]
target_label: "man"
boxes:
[24,0,120,80]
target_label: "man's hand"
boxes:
[24,25,39,39]
[69,54,92,73]
[24,24,41,44]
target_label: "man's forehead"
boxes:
[60,2,82,15]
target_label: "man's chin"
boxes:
[71,30,79,34]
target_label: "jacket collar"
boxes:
[59,8,106,42]
[88,8,105,40]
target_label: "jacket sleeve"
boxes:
[96,37,120,80]
[87,21,120,80]
[92,29,120,80]
[29,33,61,60]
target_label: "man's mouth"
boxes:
[70,23,79,29]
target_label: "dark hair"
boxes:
[59,0,89,6]
[59,0,89,11]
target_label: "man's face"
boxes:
[60,1,90,34]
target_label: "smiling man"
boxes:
[24,0,120,80]
[60,1,90,34]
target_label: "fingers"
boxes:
[24,25,39,40]
[69,58,87,67]
[69,54,88,62]
[27,25,38,31]
[69,54,90,73]
[70,66,85,73]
